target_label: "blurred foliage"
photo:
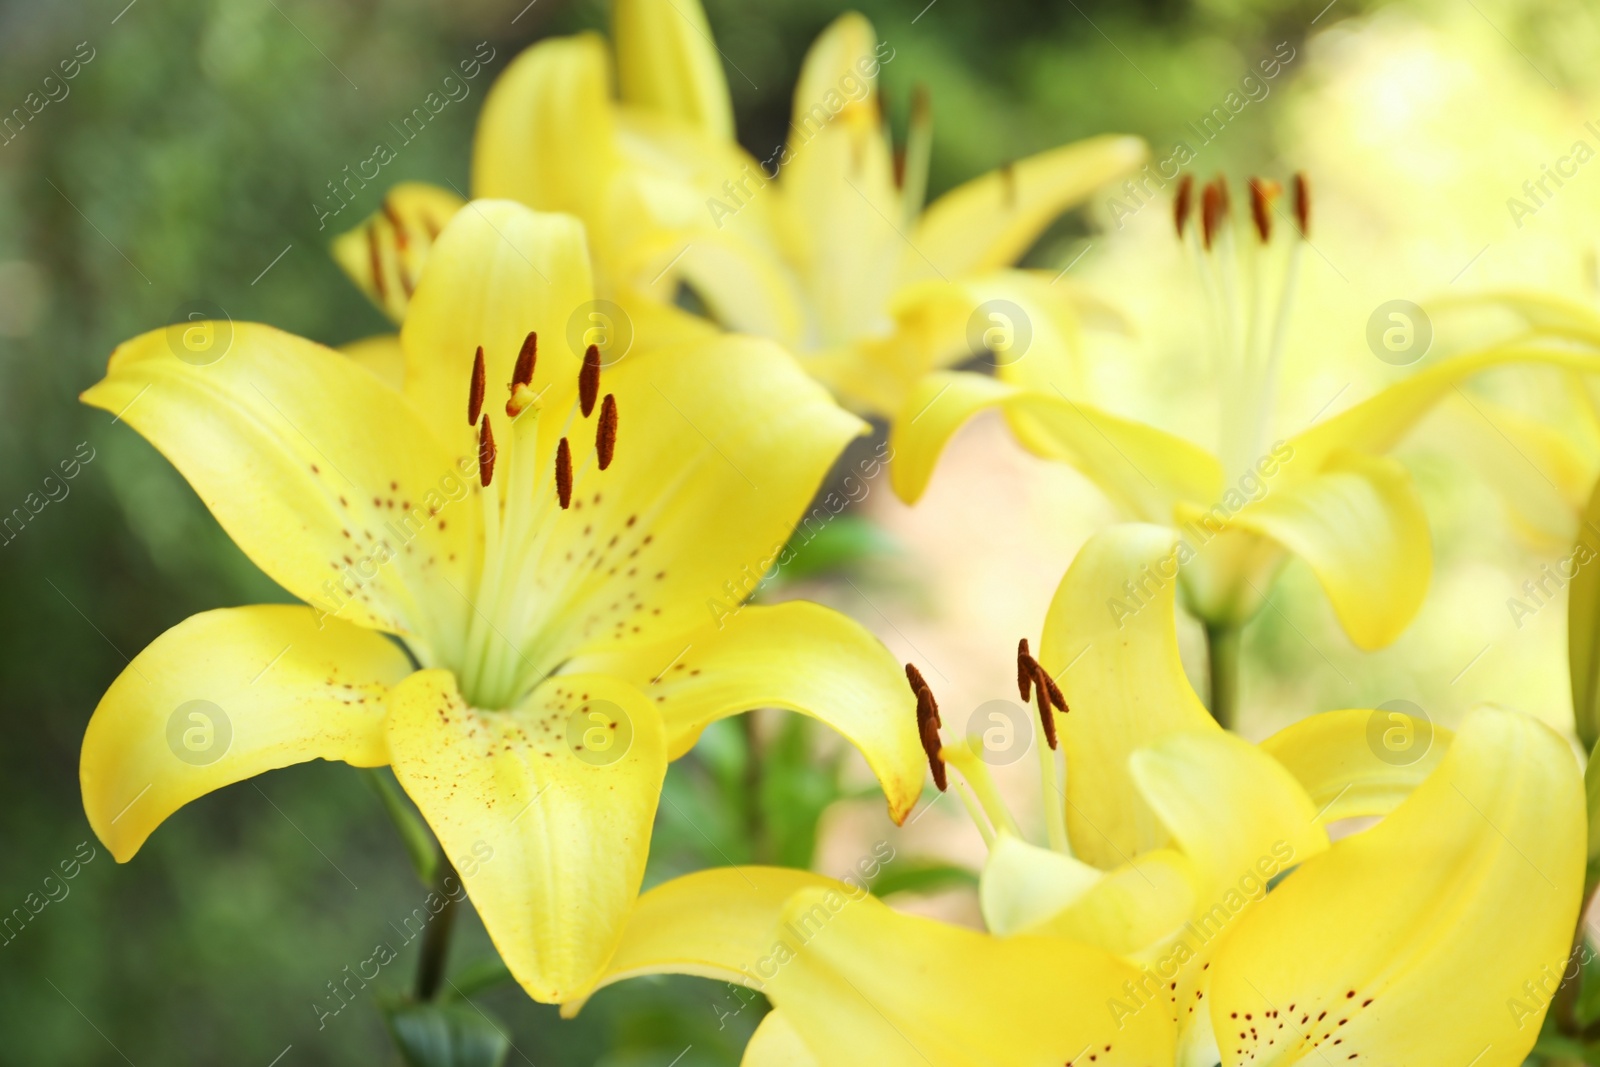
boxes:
[3,0,1574,1062]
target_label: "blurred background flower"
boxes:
[5,0,1599,1062]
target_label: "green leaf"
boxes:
[1569,475,1600,751]
[869,859,978,899]
[770,515,896,583]
[382,1001,511,1067]
[441,957,515,1002]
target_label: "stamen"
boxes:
[1293,172,1311,238]
[917,686,948,791]
[1173,174,1194,238]
[477,414,496,487]
[1200,177,1229,250]
[555,437,573,509]
[468,346,486,426]
[1031,662,1060,750]
[579,344,601,417]
[512,331,537,389]
[1249,178,1281,244]
[367,226,388,304]
[906,665,946,791]
[596,394,618,470]
[1039,667,1067,714]
[381,199,408,249]
[1016,637,1033,702]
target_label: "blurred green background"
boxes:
[5,0,1597,1062]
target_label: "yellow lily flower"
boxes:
[568,524,1585,1066]
[328,2,1145,428]
[660,9,1147,422]
[77,200,925,1003]
[894,176,1600,722]
[327,0,770,344]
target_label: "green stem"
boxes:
[742,714,768,865]
[1205,622,1241,730]
[361,768,438,887]
[414,853,460,1002]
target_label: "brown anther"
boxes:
[1031,663,1059,750]
[1292,172,1310,238]
[908,668,947,791]
[1200,178,1228,250]
[905,661,929,696]
[467,346,486,426]
[512,331,537,389]
[367,226,388,304]
[596,393,618,470]
[381,198,407,249]
[1017,638,1034,702]
[477,415,496,487]
[555,437,573,509]
[1039,666,1067,714]
[1173,175,1194,238]
[579,344,602,417]
[1248,178,1280,244]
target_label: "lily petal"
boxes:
[81,605,412,862]
[521,334,864,666]
[612,0,735,141]
[567,865,841,1012]
[1209,707,1585,1067]
[889,371,1222,520]
[766,887,1177,1066]
[386,670,667,1003]
[979,831,1103,937]
[569,601,925,824]
[910,135,1146,282]
[779,14,902,345]
[80,323,480,648]
[1029,848,1198,960]
[1572,478,1600,750]
[1260,708,1452,823]
[1283,346,1600,485]
[1039,524,1217,869]
[400,200,595,453]
[1129,731,1328,907]
[340,334,406,391]
[1429,288,1600,345]
[473,35,619,225]
[743,1011,821,1067]
[329,182,464,323]
[1215,452,1432,650]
